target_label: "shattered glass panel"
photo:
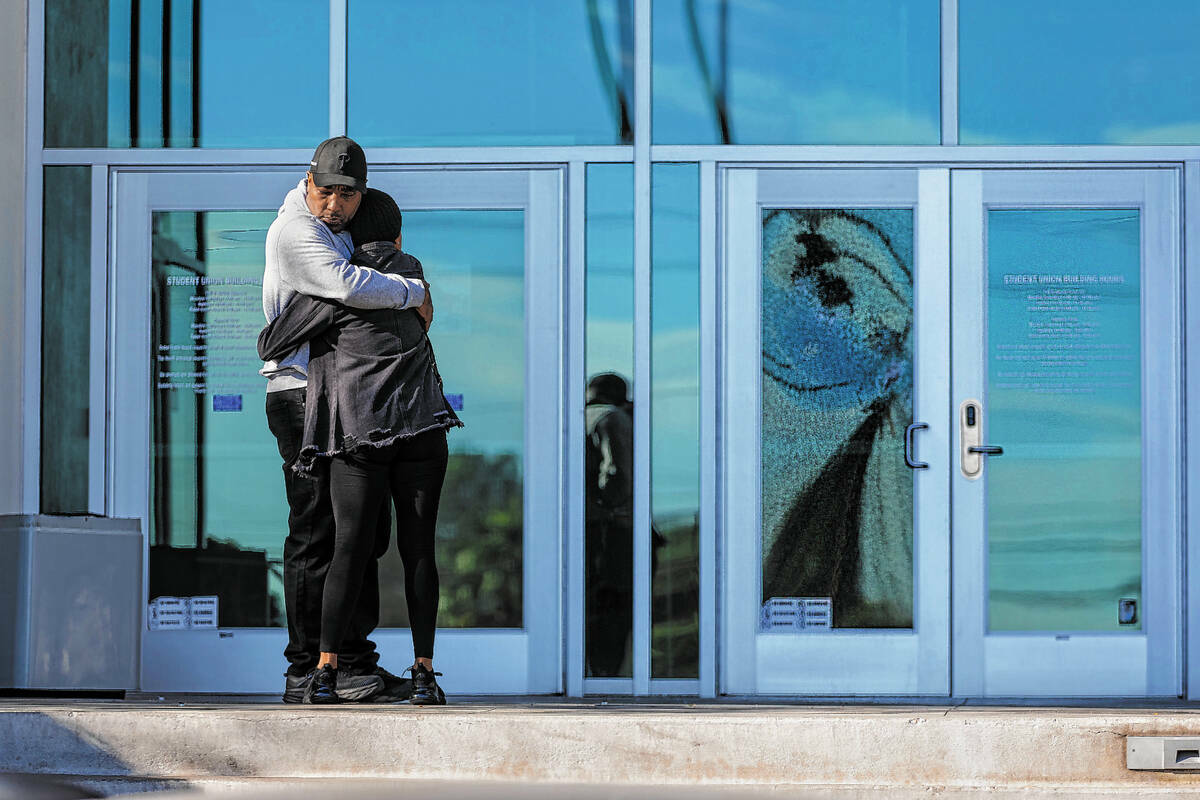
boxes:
[760,209,914,629]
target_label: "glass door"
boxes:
[721,168,952,695]
[950,169,1181,697]
[111,167,564,694]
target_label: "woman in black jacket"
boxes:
[258,189,461,705]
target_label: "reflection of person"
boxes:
[259,188,462,705]
[584,373,635,676]
[261,136,429,704]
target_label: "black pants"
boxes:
[265,388,386,676]
[323,429,448,660]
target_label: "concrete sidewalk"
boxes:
[5,696,1200,796]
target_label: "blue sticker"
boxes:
[445,393,464,411]
[212,394,243,412]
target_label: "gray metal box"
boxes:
[0,515,142,690]
[1127,737,1200,770]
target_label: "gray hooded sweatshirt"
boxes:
[260,178,426,392]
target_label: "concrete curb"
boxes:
[5,704,1200,791]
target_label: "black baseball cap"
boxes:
[309,136,367,192]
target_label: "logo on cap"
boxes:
[337,153,350,170]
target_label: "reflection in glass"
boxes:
[960,0,1200,144]
[44,2,107,147]
[150,211,286,627]
[585,165,635,676]
[986,210,1142,632]
[349,1,634,147]
[652,0,940,145]
[760,209,914,629]
[651,164,700,676]
[46,0,327,147]
[377,211,526,629]
[151,209,527,630]
[41,167,92,513]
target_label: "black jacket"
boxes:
[258,241,462,474]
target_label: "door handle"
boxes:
[960,399,993,479]
[904,422,929,469]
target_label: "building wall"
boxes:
[0,0,28,514]
[19,0,1200,697]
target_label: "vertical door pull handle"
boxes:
[905,422,929,469]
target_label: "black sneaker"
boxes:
[303,664,339,704]
[408,663,446,706]
[291,667,384,704]
[364,665,414,703]
[283,671,309,704]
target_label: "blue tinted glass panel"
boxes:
[349,1,634,146]
[150,211,287,627]
[652,0,940,144]
[651,164,700,676]
[986,210,1142,631]
[585,165,635,677]
[47,0,327,147]
[149,209,525,630]
[961,1,1200,144]
[760,209,914,629]
[385,211,526,628]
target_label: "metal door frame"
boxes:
[110,166,566,694]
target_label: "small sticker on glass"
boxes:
[1119,598,1138,625]
[212,394,243,412]
[760,597,832,632]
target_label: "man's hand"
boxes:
[416,281,433,331]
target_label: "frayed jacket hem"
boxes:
[292,416,464,477]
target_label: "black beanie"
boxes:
[348,188,403,245]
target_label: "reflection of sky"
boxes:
[986,210,1142,632]
[404,211,526,458]
[92,0,1200,149]
[652,0,940,144]
[961,0,1200,144]
[107,0,327,147]
[348,0,631,146]
[651,165,700,518]
[587,164,635,386]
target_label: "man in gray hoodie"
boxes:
[262,136,428,703]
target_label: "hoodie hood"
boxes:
[351,241,426,282]
[280,178,312,219]
[353,240,397,268]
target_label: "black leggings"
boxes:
[322,429,448,660]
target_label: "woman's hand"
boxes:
[417,281,433,331]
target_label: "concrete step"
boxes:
[5,698,1200,795]
[21,777,1200,799]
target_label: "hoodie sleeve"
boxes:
[274,216,426,310]
[258,294,337,363]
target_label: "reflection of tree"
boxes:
[150,215,207,551]
[586,0,634,144]
[378,452,523,629]
[651,511,699,678]
[684,0,733,143]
